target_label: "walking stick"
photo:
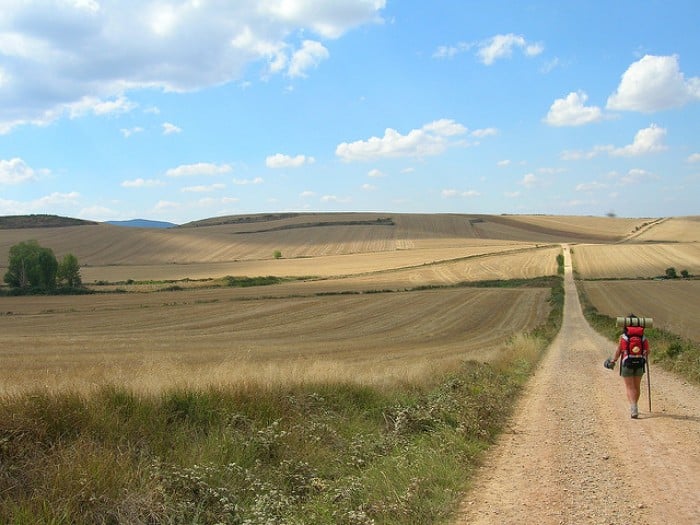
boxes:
[646,359,652,412]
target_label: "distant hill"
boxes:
[106,219,177,229]
[0,214,98,229]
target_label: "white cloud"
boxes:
[616,168,660,185]
[182,183,226,193]
[0,1,385,133]
[336,119,468,161]
[442,189,480,198]
[687,153,700,163]
[610,124,667,157]
[544,91,603,126]
[120,127,144,138]
[497,159,511,167]
[121,178,164,188]
[561,125,667,160]
[166,162,232,177]
[0,158,39,184]
[471,127,498,138]
[266,153,316,168]
[520,173,541,188]
[162,122,182,135]
[320,194,351,203]
[233,177,264,185]
[361,183,376,191]
[575,181,608,192]
[607,54,700,112]
[477,33,543,65]
[288,40,330,78]
[300,190,316,198]
[368,168,385,177]
[432,42,472,59]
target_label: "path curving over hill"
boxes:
[454,245,700,525]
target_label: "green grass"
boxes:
[1,276,564,525]
[576,282,700,385]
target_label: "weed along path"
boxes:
[454,245,700,525]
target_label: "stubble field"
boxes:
[1,213,697,394]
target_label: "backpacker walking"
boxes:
[605,314,651,418]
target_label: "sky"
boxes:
[1,1,699,224]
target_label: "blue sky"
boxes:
[1,1,699,224]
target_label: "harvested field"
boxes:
[0,213,647,271]
[572,242,700,279]
[0,286,551,394]
[580,280,700,342]
[629,216,700,242]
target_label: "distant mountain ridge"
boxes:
[106,219,177,229]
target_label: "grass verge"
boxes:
[1,278,563,525]
[575,282,700,385]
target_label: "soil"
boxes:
[454,245,700,525]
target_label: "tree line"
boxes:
[3,240,83,294]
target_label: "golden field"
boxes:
[1,212,698,394]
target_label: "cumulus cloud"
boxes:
[520,173,541,188]
[687,153,700,163]
[266,153,316,168]
[432,42,472,59]
[121,178,164,188]
[166,162,232,177]
[441,189,480,198]
[477,33,543,65]
[617,168,660,185]
[162,122,182,135]
[233,177,264,185]
[610,124,667,157]
[181,183,226,193]
[288,40,330,78]
[120,127,144,138]
[0,1,386,133]
[575,181,608,192]
[0,158,39,184]
[544,91,603,126]
[336,119,468,161]
[561,124,667,160]
[607,54,700,112]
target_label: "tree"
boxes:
[4,240,58,291]
[680,269,690,278]
[57,253,82,288]
[665,267,678,279]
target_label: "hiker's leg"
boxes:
[632,375,643,403]
[622,376,638,403]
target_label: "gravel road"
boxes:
[454,245,700,525]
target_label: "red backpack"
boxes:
[621,325,647,370]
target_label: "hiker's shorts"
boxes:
[621,364,645,377]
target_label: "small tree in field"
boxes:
[273,250,282,259]
[665,267,678,279]
[57,253,82,288]
[4,240,58,291]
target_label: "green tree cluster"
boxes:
[3,240,82,293]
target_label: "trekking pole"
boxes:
[646,360,652,412]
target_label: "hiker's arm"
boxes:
[611,338,623,363]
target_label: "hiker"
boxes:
[608,319,650,419]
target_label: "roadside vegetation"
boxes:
[0,274,563,524]
[576,285,700,385]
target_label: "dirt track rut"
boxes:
[455,245,700,525]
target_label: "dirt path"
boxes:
[454,245,700,525]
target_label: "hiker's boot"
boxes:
[630,404,639,419]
